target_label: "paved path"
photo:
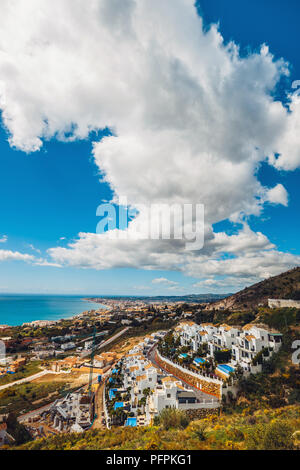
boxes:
[80,327,130,358]
[0,369,56,392]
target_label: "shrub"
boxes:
[246,420,294,450]
[191,422,207,441]
[156,408,190,431]
[263,420,294,450]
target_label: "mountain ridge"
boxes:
[206,267,300,311]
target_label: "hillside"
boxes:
[207,267,300,311]
[15,405,300,450]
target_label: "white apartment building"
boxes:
[175,322,217,352]
[145,379,179,423]
[231,324,282,371]
[208,325,242,357]
[131,365,158,402]
[175,321,282,372]
[176,322,202,351]
[144,376,219,425]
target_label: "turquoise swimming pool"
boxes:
[217,364,235,375]
[114,402,124,410]
[125,417,137,427]
[194,357,206,365]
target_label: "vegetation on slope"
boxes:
[0,361,41,386]
[16,405,300,450]
[0,381,70,415]
[208,267,300,311]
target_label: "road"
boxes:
[18,402,55,423]
[78,331,109,344]
[92,381,105,429]
[80,327,130,358]
[0,369,58,392]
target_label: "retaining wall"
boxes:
[185,407,219,421]
[155,350,222,399]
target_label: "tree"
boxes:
[6,413,32,445]
[214,349,231,364]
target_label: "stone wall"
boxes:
[155,350,222,399]
[185,407,219,421]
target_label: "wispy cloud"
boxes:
[34,259,62,268]
[152,278,179,288]
[27,243,41,254]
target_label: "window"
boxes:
[167,394,171,398]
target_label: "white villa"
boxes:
[145,376,219,425]
[175,321,282,372]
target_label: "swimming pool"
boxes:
[217,364,235,375]
[125,417,137,427]
[114,402,124,410]
[194,357,206,365]
[109,389,117,400]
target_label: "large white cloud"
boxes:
[0,0,299,286]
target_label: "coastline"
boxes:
[0,296,109,328]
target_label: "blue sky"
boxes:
[0,0,299,295]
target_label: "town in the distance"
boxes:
[0,267,300,450]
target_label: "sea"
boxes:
[0,295,104,327]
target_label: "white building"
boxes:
[145,378,179,423]
[84,340,93,350]
[131,365,158,402]
[175,321,282,373]
[61,342,76,351]
[268,298,300,309]
[144,377,219,425]
[231,324,282,371]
